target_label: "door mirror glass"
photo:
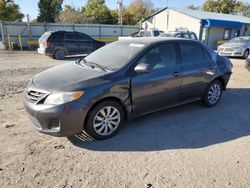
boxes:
[134,63,152,73]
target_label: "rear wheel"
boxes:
[202,80,222,107]
[54,50,66,60]
[243,49,249,59]
[84,100,125,140]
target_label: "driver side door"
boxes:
[131,42,183,116]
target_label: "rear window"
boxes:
[39,32,51,41]
[179,42,204,63]
[190,33,197,40]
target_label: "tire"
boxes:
[84,100,125,140]
[243,49,249,59]
[202,80,223,107]
[54,50,66,60]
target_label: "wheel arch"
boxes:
[212,76,226,90]
[53,48,67,58]
[83,96,128,129]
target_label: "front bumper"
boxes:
[23,86,88,137]
[218,50,244,57]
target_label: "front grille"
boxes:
[224,48,234,52]
[26,90,47,102]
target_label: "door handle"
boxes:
[172,71,181,77]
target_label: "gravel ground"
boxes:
[0,51,250,188]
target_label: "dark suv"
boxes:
[38,31,105,60]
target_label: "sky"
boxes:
[15,0,205,21]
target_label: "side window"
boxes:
[137,43,177,70]
[175,33,182,38]
[183,33,189,39]
[65,33,78,41]
[190,33,197,40]
[78,34,91,42]
[179,42,205,64]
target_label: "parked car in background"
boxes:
[24,38,232,140]
[159,31,198,40]
[119,29,164,40]
[38,31,105,60]
[217,37,250,59]
[245,56,250,71]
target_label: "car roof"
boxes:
[117,37,192,45]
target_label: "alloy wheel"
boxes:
[208,83,221,105]
[93,106,121,136]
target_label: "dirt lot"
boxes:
[0,51,250,188]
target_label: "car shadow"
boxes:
[68,88,250,152]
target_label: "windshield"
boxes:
[228,37,250,44]
[82,41,145,71]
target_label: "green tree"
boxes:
[125,0,154,25]
[58,5,87,24]
[37,0,63,23]
[0,0,24,21]
[187,5,201,10]
[235,2,250,17]
[83,0,114,24]
[203,0,240,14]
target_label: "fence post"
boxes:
[121,25,123,36]
[99,24,101,39]
[44,22,47,32]
[18,35,23,51]
[0,21,5,44]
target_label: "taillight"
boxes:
[45,40,50,48]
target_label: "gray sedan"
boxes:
[218,37,250,59]
[23,38,232,140]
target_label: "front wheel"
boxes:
[202,80,223,107]
[243,49,249,59]
[84,100,125,140]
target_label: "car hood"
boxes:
[220,43,245,48]
[33,62,109,92]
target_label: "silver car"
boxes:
[218,37,250,59]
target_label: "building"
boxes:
[142,8,250,49]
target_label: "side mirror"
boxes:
[134,63,152,73]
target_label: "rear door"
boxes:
[64,33,81,54]
[131,42,183,115]
[77,33,96,54]
[178,41,215,100]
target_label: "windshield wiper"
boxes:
[86,61,107,72]
[77,59,107,72]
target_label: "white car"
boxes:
[119,29,164,40]
[218,37,250,59]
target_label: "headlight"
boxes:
[44,91,84,105]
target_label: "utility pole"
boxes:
[117,0,123,26]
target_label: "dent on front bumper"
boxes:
[23,91,88,137]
